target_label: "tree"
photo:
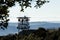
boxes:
[0,4,9,30]
[0,0,49,30]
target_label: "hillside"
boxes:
[0,28,60,40]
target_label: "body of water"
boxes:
[0,22,60,36]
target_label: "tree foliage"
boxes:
[0,5,9,30]
[0,0,49,30]
[0,28,60,40]
[0,0,49,11]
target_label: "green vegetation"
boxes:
[0,28,60,40]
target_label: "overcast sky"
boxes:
[8,0,60,22]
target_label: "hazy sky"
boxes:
[8,0,60,22]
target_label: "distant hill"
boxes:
[30,22,60,29]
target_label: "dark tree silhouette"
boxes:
[0,4,9,30]
[0,0,49,11]
[0,0,49,30]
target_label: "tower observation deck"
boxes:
[17,16,30,30]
